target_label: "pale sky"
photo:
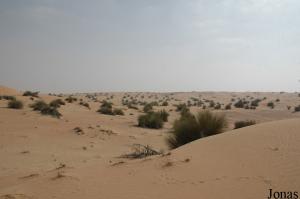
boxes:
[0,0,299,93]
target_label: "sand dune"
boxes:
[0,86,19,96]
[0,87,299,198]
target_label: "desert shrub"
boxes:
[113,108,124,115]
[214,103,221,110]
[267,101,274,109]
[98,106,114,115]
[65,96,77,103]
[120,144,161,159]
[162,101,168,106]
[294,105,300,112]
[209,101,215,108]
[127,103,138,110]
[8,100,23,109]
[166,110,227,149]
[41,106,62,118]
[30,100,48,111]
[30,100,61,118]
[225,103,231,110]
[23,91,39,98]
[101,100,112,108]
[0,95,16,101]
[143,103,153,113]
[138,112,164,129]
[50,99,65,108]
[79,101,90,109]
[275,98,280,102]
[234,120,256,129]
[251,99,261,107]
[158,109,169,122]
[234,100,244,108]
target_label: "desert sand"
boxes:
[0,85,299,199]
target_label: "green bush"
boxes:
[101,100,113,108]
[158,109,169,122]
[30,100,48,111]
[41,106,62,118]
[166,110,227,149]
[23,91,39,98]
[8,100,23,109]
[138,112,164,129]
[113,108,124,115]
[143,103,153,113]
[234,100,244,108]
[98,106,114,115]
[267,101,274,109]
[0,95,16,101]
[49,99,65,108]
[234,120,256,129]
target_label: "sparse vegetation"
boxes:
[65,96,77,103]
[23,91,39,98]
[294,105,300,112]
[138,112,164,129]
[166,110,227,149]
[113,108,124,115]
[120,144,161,159]
[30,100,48,111]
[225,103,231,110]
[0,95,16,101]
[8,100,23,109]
[234,120,256,129]
[49,99,65,108]
[30,100,61,118]
[79,101,90,109]
[267,101,275,109]
[143,103,153,113]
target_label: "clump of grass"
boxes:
[158,109,169,122]
[138,112,164,129]
[113,108,124,115]
[41,106,61,118]
[30,100,61,118]
[162,101,168,106]
[143,103,153,113]
[234,120,256,129]
[225,103,231,110]
[23,91,39,98]
[0,95,16,101]
[234,100,244,108]
[49,99,65,108]
[251,99,261,107]
[267,101,275,109]
[8,100,23,109]
[166,110,227,149]
[294,105,300,112]
[30,100,48,111]
[97,100,115,115]
[65,96,77,103]
[79,101,90,109]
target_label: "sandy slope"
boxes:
[1,119,299,199]
[0,86,19,96]
[0,87,300,198]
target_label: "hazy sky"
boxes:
[0,0,299,93]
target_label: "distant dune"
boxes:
[0,86,19,95]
